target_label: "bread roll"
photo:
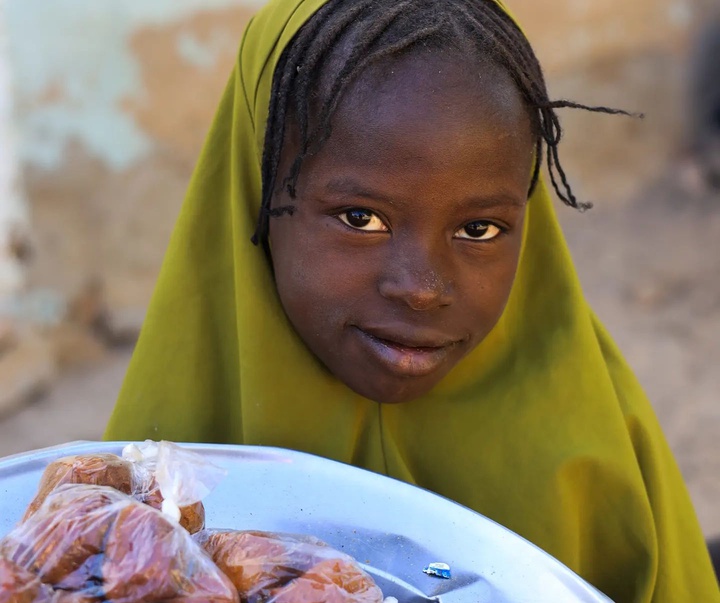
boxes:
[3,485,122,586]
[0,557,54,603]
[138,478,205,534]
[23,455,133,521]
[23,454,205,534]
[196,530,317,600]
[269,558,384,603]
[195,530,382,603]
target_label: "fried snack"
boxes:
[195,530,383,603]
[269,558,384,603]
[23,455,133,521]
[0,557,54,603]
[100,498,237,602]
[2,485,239,603]
[138,478,205,534]
[22,454,205,534]
[195,530,320,601]
[176,500,205,534]
[3,486,121,586]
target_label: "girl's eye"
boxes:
[338,208,388,232]
[454,221,502,241]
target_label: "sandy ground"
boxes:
[561,173,720,539]
[0,170,718,540]
[0,347,131,458]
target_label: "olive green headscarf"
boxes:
[105,1,719,600]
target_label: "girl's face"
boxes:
[269,53,535,403]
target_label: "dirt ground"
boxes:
[560,171,720,539]
[0,168,718,541]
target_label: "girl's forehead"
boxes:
[335,52,529,135]
[286,53,534,206]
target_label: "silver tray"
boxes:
[0,442,613,603]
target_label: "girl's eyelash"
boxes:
[335,208,389,232]
[332,208,509,240]
[454,220,507,241]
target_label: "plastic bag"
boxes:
[1,484,239,603]
[194,530,383,603]
[22,454,131,521]
[0,557,54,603]
[269,558,385,603]
[122,440,226,525]
[22,441,226,534]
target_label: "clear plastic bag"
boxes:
[194,530,383,603]
[0,557,54,603]
[21,454,132,521]
[1,484,239,603]
[269,557,385,603]
[121,440,226,526]
[22,441,226,534]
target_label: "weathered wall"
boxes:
[5,0,257,323]
[4,0,715,318]
[514,0,717,203]
[0,5,28,297]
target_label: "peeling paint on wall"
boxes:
[4,0,261,171]
[176,30,237,69]
[0,1,29,295]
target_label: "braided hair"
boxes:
[252,0,638,247]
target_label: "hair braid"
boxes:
[285,0,419,198]
[253,0,641,247]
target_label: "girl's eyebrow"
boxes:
[324,177,525,209]
[324,177,396,204]
[464,195,526,209]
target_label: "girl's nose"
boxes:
[378,252,453,311]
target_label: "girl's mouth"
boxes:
[353,327,458,378]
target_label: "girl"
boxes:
[104,0,720,600]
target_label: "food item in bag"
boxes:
[270,558,384,603]
[135,476,205,534]
[22,454,132,521]
[99,502,216,601]
[1,485,239,603]
[22,451,205,533]
[194,530,382,603]
[10,485,120,587]
[195,530,324,599]
[121,440,227,534]
[0,557,54,603]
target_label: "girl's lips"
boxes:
[354,327,455,377]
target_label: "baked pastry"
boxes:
[195,530,382,603]
[2,485,238,603]
[5,485,121,586]
[0,557,54,603]
[138,477,205,534]
[22,455,133,521]
[101,502,232,602]
[195,530,335,601]
[22,454,205,534]
[269,558,384,603]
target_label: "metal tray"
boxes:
[0,441,613,603]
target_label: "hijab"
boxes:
[104,1,719,600]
